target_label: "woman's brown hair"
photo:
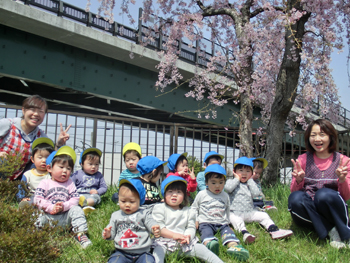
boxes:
[304,119,338,153]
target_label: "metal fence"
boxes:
[2,104,350,185]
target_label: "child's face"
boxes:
[82,156,100,175]
[124,152,140,173]
[119,186,140,214]
[252,167,263,180]
[235,166,253,183]
[206,174,225,195]
[48,161,72,183]
[176,159,188,174]
[165,188,184,210]
[31,149,50,172]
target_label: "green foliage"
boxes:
[0,179,65,263]
[187,156,202,175]
[0,151,26,179]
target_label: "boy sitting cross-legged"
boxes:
[70,147,107,215]
[103,179,160,263]
[192,164,249,261]
[34,146,92,249]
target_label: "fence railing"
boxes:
[15,0,350,128]
[2,104,350,185]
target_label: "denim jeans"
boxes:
[108,250,155,263]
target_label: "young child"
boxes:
[151,176,223,263]
[192,164,249,261]
[111,142,142,203]
[70,148,107,215]
[225,157,293,244]
[196,151,224,192]
[166,152,197,196]
[251,157,277,211]
[102,178,160,263]
[17,137,55,207]
[134,156,166,207]
[34,146,92,249]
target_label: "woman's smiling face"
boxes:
[309,124,330,156]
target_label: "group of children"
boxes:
[18,139,293,262]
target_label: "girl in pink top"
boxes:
[288,119,350,249]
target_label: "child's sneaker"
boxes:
[270,229,293,239]
[79,196,87,207]
[227,244,249,261]
[83,206,95,216]
[243,233,256,244]
[329,227,346,249]
[263,205,277,211]
[206,240,219,255]
[74,233,92,249]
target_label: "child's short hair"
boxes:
[205,172,226,183]
[32,143,54,156]
[82,151,101,164]
[123,150,142,160]
[234,164,253,172]
[142,165,163,181]
[52,154,75,171]
[165,181,189,208]
[175,155,187,168]
[119,183,140,199]
[205,156,222,166]
[122,142,142,160]
[252,159,263,169]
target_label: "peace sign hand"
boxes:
[291,159,305,184]
[336,156,350,183]
[57,123,71,147]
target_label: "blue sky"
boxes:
[66,0,350,111]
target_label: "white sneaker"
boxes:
[329,227,346,249]
[83,206,95,216]
[270,229,293,239]
[243,233,256,244]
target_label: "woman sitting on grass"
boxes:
[288,118,350,249]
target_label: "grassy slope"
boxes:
[56,184,350,263]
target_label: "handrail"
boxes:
[15,0,350,128]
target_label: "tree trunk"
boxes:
[239,92,253,157]
[263,0,310,185]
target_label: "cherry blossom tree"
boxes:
[92,0,350,184]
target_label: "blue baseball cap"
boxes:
[204,164,227,178]
[234,157,254,168]
[167,152,188,171]
[251,157,268,169]
[79,147,102,164]
[203,151,224,163]
[119,178,146,205]
[136,156,167,175]
[46,146,77,165]
[161,176,187,197]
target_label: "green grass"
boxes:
[56,184,350,263]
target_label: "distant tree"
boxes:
[187,155,202,176]
[91,0,350,184]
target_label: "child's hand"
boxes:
[0,152,8,158]
[233,171,241,181]
[189,167,195,180]
[50,202,63,215]
[90,189,98,195]
[180,235,191,244]
[172,233,185,241]
[152,225,161,238]
[103,226,112,239]
[291,159,305,184]
[195,221,199,229]
[21,198,30,202]
[336,156,350,183]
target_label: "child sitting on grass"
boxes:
[225,157,293,244]
[17,137,54,207]
[103,179,160,263]
[251,157,277,211]
[70,147,107,215]
[196,151,224,192]
[111,142,142,203]
[192,164,249,261]
[135,156,167,207]
[34,146,92,249]
[166,152,197,197]
[151,176,223,263]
